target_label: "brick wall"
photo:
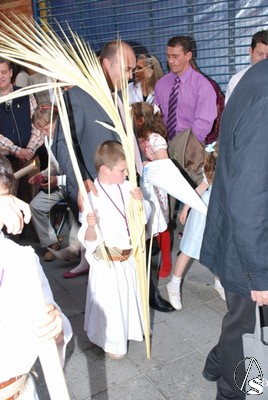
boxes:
[0,0,33,21]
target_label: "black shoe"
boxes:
[150,293,175,312]
[202,369,220,382]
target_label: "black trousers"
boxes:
[204,290,268,400]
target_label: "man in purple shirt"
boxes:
[155,35,217,143]
[155,36,217,219]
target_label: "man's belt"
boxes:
[94,246,132,262]
[0,374,28,400]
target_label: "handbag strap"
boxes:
[255,303,262,340]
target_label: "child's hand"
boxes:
[179,206,189,225]
[37,304,63,344]
[130,187,143,200]
[86,210,97,228]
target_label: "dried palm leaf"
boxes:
[0,14,151,358]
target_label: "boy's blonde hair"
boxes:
[94,140,126,171]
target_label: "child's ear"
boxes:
[136,116,145,127]
[99,165,107,175]
[100,165,113,176]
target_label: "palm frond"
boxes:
[0,13,150,359]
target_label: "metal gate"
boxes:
[33,0,268,92]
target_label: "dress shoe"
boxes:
[149,293,175,312]
[63,269,89,279]
[202,369,220,382]
[43,242,61,261]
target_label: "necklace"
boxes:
[97,179,130,237]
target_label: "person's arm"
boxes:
[0,134,20,157]
[37,303,64,345]
[37,254,72,366]
[154,148,169,160]
[179,180,208,225]
[192,79,217,143]
[77,179,98,212]
[85,210,98,241]
[51,88,91,196]
[26,94,44,157]
[149,133,169,160]
[227,99,268,295]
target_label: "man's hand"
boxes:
[251,290,268,306]
[40,176,58,190]
[28,173,47,186]
[77,179,97,212]
[0,195,31,234]
[16,148,33,162]
[37,304,64,345]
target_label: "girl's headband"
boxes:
[37,104,58,112]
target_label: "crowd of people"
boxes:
[1,28,268,399]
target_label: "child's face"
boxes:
[132,114,143,135]
[0,185,9,195]
[35,121,56,137]
[106,160,128,185]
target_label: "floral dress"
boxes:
[139,133,169,224]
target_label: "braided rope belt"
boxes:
[94,246,132,262]
[0,374,29,400]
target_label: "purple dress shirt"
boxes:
[154,66,217,142]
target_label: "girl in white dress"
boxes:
[79,141,151,359]
[167,141,225,310]
[132,101,172,279]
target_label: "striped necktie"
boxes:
[166,76,180,140]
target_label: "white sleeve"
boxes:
[37,254,73,367]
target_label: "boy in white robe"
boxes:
[0,155,73,399]
[79,140,150,359]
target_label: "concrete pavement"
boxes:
[22,224,226,400]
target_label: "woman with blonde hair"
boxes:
[128,54,163,105]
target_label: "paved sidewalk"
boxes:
[24,226,226,400]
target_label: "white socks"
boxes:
[170,275,182,289]
[70,248,89,274]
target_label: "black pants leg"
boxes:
[205,290,268,400]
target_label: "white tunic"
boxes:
[0,232,73,398]
[128,81,155,105]
[79,179,150,357]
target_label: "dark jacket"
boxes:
[0,86,32,148]
[52,86,119,203]
[200,58,268,298]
